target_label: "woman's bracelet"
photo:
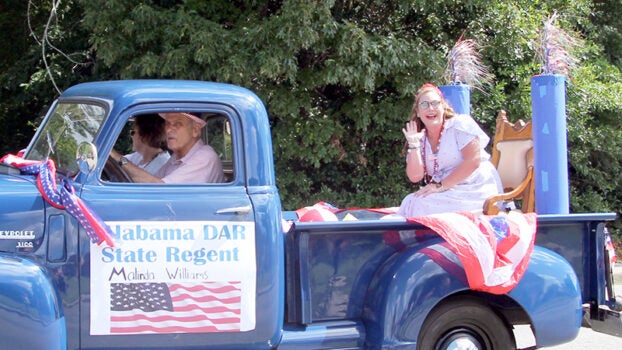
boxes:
[408,142,420,149]
[434,182,444,191]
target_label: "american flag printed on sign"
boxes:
[110,282,241,334]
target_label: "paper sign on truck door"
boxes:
[90,220,256,335]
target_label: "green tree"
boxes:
[0,0,104,155]
[0,0,45,154]
[3,0,622,246]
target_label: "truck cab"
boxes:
[1,80,284,349]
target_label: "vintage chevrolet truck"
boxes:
[0,80,619,349]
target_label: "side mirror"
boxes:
[76,142,98,174]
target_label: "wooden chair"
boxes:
[482,110,536,215]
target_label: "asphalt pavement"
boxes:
[514,263,622,349]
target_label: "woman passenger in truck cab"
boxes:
[124,114,170,175]
[397,83,502,217]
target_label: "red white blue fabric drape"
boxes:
[2,154,114,247]
[294,202,537,295]
[408,211,537,294]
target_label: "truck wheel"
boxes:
[417,296,516,350]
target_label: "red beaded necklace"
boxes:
[422,121,445,184]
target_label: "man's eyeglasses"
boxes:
[418,100,441,109]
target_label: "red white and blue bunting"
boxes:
[2,154,114,247]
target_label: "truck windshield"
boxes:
[25,102,106,175]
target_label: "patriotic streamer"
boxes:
[443,35,494,92]
[294,201,398,220]
[2,154,114,247]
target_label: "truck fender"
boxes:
[362,240,470,348]
[508,245,583,347]
[363,241,582,349]
[0,254,66,350]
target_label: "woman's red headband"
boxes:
[416,83,444,99]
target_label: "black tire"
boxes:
[417,296,516,350]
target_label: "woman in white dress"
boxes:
[125,114,170,175]
[398,83,502,217]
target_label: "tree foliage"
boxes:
[2,0,622,243]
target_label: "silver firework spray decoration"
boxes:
[443,35,494,92]
[536,12,580,77]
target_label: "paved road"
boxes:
[515,263,622,349]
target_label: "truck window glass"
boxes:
[25,102,106,176]
[105,112,234,183]
[202,114,234,182]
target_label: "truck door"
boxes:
[78,106,259,349]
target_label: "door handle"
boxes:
[216,205,252,214]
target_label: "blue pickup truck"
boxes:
[0,80,619,349]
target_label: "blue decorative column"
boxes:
[531,74,569,214]
[440,84,471,115]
